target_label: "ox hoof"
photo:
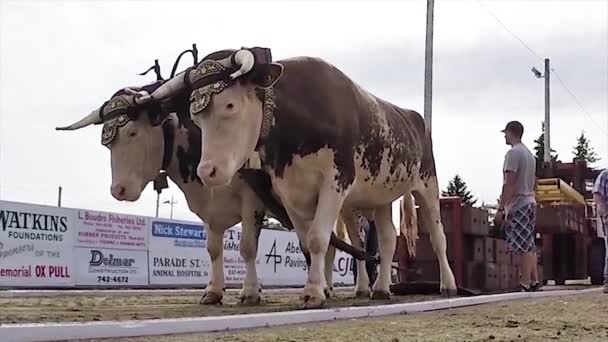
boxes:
[441,288,458,298]
[324,287,334,299]
[355,289,371,298]
[302,295,325,309]
[239,295,262,306]
[200,291,223,305]
[371,290,391,300]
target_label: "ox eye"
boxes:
[128,131,137,138]
[226,103,234,110]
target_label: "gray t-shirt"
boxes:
[503,143,537,213]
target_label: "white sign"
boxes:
[332,250,355,286]
[257,230,308,286]
[75,247,148,286]
[148,219,210,285]
[0,200,75,287]
[222,225,252,285]
[75,209,148,250]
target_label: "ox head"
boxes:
[57,47,199,201]
[135,47,283,187]
[56,82,174,201]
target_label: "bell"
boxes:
[154,171,169,193]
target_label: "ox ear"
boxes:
[254,63,283,88]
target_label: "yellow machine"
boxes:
[535,178,586,207]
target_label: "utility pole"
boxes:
[57,186,62,207]
[163,196,177,219]
[155,192,160,217]
[544,58,551,163]
[423,0,435,132]
[531,58,551,162]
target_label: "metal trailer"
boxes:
[391,159,606,293]
[536,160,606,286]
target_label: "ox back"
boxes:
[261,57,436,205]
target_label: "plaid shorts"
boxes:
[505,203,537,254]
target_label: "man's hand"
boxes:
[495,209,505,226]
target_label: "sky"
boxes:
[0,0,607,226]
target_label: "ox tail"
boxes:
[400,193,418,258]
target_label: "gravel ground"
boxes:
[0,288,438,324]
[83,292,608,342]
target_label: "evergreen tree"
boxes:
[533,121,559,162]
[442,174,477,206]
[572,130,599,163]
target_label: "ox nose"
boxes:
[197,162,217,185]
[111,184,127,200]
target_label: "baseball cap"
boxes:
[501,121,524,136]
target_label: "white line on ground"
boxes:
[2,287,602,342]
[0,287,339,298]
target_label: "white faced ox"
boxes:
[56,81,369,305]
[56,86,269,305]
[141,48,458,309]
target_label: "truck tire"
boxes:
[589,238,606,286]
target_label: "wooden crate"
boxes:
[499,265,510,289]
[463,207,490,236]
[471,237,486,263]
[414,234,437,261]
[495,239,509,265]
[483,263,500,291]
[484,238,496,263]
[465,261,484,289]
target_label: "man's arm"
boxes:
[498,150,518,214]
[499,171,517,213]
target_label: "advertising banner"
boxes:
[332,250,355,286]
[257,229,308,287]
[74,247,149,286]
[0,200,75,287]
[222,225,251,285]
[148,219,210,285]
[74,209,148,250]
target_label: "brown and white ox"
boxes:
[56,81,368,305]
[135,48,458,308]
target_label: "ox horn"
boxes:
[55,107,102,131]
[134,73,186,105]
[227,49,255,79]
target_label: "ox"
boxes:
[55,61,373,305]
[135,47,458,308]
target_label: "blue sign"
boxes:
[151,221,207,248]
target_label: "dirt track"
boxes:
[84,292,608,342]
[0,288,438,324]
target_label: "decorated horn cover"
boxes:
[184,47,273,116]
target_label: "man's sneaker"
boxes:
[520,283,532,292]
[602,284,608,294]
[530,282,541,292]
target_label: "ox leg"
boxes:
[201,228,224,305]
[324,238,336,298]
[370,204,395,300]
[341,209,370,298]
[238,210,262,306]
[413,179,457,296]
[303,185,347,309]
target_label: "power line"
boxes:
[474,0,544,62]
[475,0,605,135]
[552,69,606,134]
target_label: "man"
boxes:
[496,121,540,292]
[592,168,608,293]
